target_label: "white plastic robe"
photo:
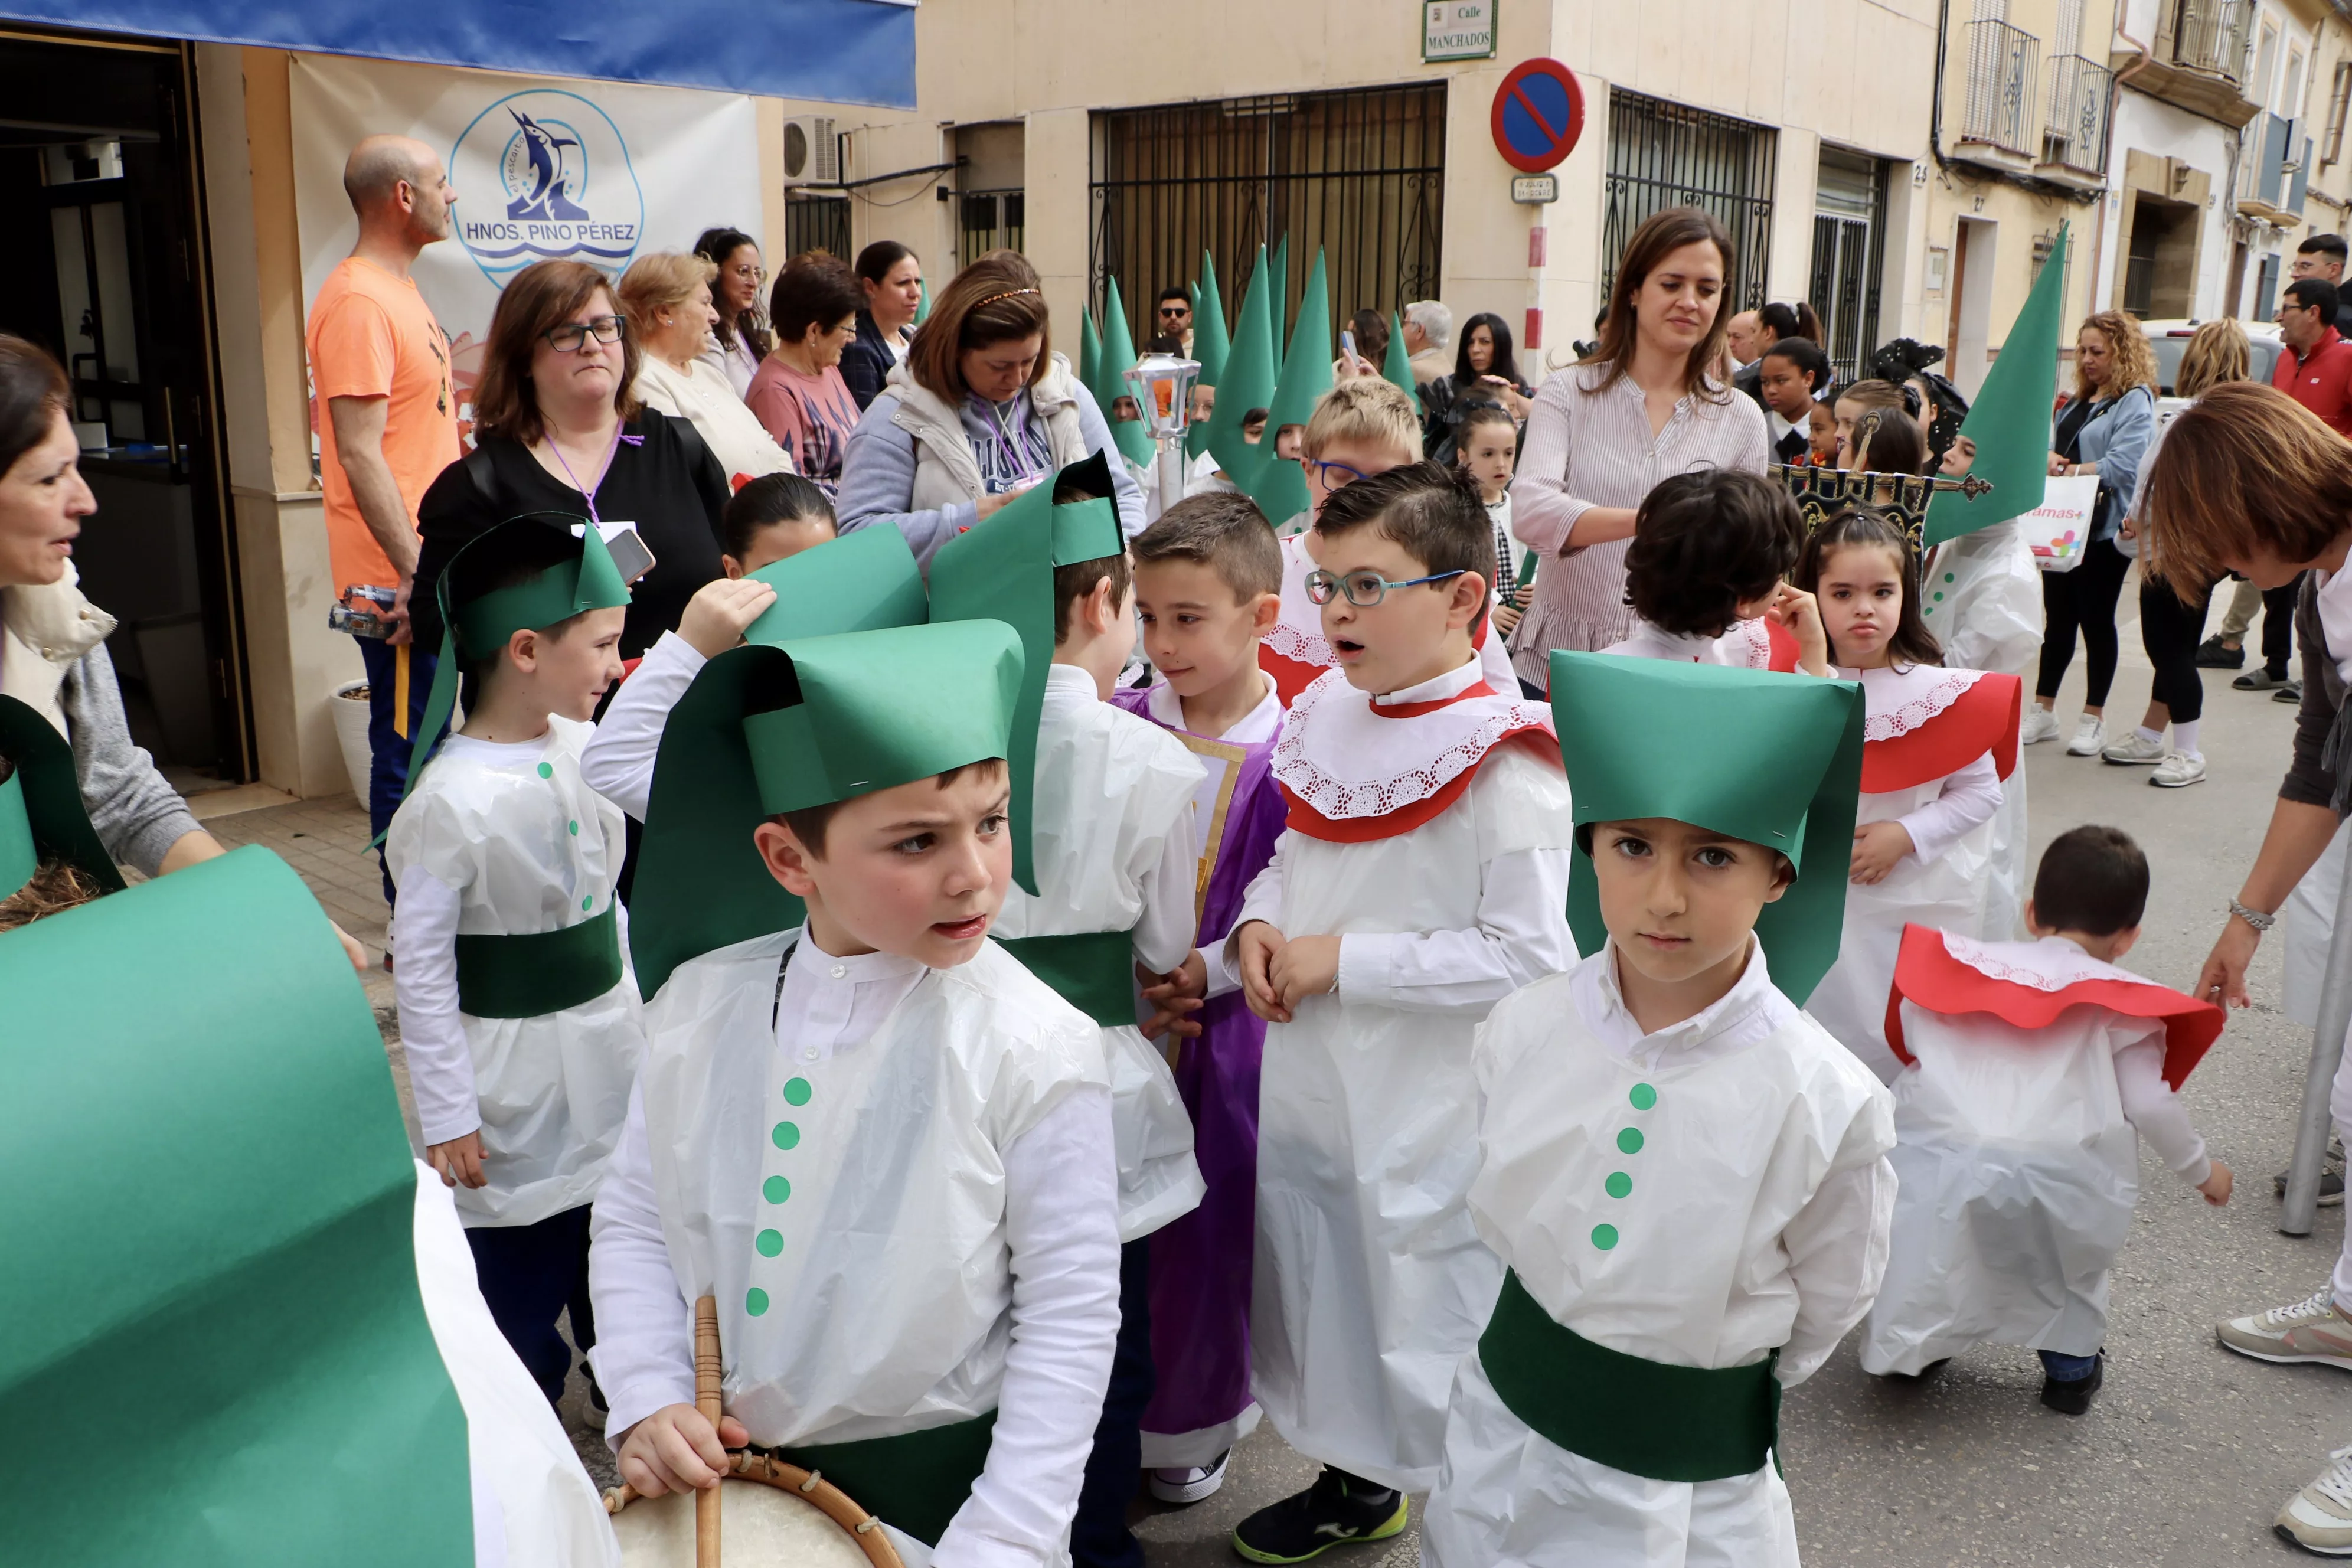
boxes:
[1242,731,1578,1494]
[1920,525,2038,941]
[636,933,1109,1448]
[1422,949,1894,1568]
[993,669,1207,1241]
[1858,999,2145,1374]
[2286,819,2352,1028]
[386,717,643,1225]
[410,1161,620,1568]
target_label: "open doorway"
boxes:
[1947,218,1998,399]
[0,30,246,791]
[2119,192,2199,319]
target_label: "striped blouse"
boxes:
[1506,361,1770,680]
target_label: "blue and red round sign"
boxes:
[1491,58,1585,174]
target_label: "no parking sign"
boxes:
[1490,58,1584,173]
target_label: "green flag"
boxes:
[1923,222,2067,547]
[1079,309,1102,401]
[1250,248,1334,528]
[1268,235,1291,367]
[1093,277,1155,468]
[1188,252,1231,458]
[1203,246,1277,491]
[1383,309,1423,416]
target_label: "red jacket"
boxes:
[2273,325,2352,436]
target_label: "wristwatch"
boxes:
[2230,898,2278,932]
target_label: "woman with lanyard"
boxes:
[414,260,730,660]
[835,249,1144,566]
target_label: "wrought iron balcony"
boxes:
[2043,55,2114,177]
[1962,19,2041,159]
[2171,0,2252,82]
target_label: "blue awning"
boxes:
[0,0,917,107]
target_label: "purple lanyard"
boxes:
[547,423,633,525]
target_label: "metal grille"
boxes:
[1961,19,2041,156]
[783,193,850,260]
[960,190,1027,268]
[2172,0,2252,80]
[1089,84,1445,346]
[1601,92,1776,309]
[1809,153,1887,384]
[2043,55,2113,174]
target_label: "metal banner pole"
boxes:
[2282,837,2352,1235]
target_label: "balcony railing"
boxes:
[2172,0,2252,82]
[2043,54,2113,175]
[1962,19,2041,158]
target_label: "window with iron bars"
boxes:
[1089,84,1445,351]
[784,192,850,262]
[1602,91,1777,311]
[960,190,1026,268]
[1809,150,1887,384]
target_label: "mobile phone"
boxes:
[593,524,656,584]
[1340,329,1358,364]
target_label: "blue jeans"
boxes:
[2039,1349,2099,1382]
[356,636,437,904]
[1073,1238,1153,1568]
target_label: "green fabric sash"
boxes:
[453,902,622,1018]
[772,1410,997,1547]
[1478,1270,1781,1484]
[0,772,32,900]
[997,930,1136,1027]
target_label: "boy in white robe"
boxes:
[1423,652,1896,1568]
[387,517,645,1405]
[1598,469,1827,676]
[929,453,1206,1567]
[589,618,1123,1564]
[1227,461,1577,1559]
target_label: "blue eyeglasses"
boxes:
[1304,567,1468,608]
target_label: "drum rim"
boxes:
[602,1451,906,1568]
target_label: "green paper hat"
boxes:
[1268,234,1291,367]
[0,695,123,904]
[629,623,1023,998]
[1203,247,1276,489]
[914,276,931,325]
[743,525,927,647]
[1188,251,1231,458]
[1383,309,1423,415]
[1549,652,1866,1005]
[1250,247,1333,527]
[926,452,1124,896]
[1079,310,1103,404]
[0,847,473,1562]
[1923,221,2067,547]
[1093,277,1155,468]
[390,514,631,834]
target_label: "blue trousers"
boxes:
[1072,1237,1153,1568]
[2039,1349,2099,1382]
[466,1203,597,1407]
[355,635,437,904]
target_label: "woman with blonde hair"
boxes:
[2101,318,2250,786]
[618,251,795,485]
[2021,308,2158,756]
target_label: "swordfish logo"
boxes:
[450,89,645,285]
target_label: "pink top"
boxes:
[745,357,860,494]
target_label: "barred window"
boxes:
[1601,91,1778,311]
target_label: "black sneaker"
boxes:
[2040,1353,2103,1416]
[1231,1469,1409,1563]
[2196,635,2247,669]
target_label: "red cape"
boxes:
[1862,672,2021,793]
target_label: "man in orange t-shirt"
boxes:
[304,133,462,913]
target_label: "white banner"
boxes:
[290,53,762,424]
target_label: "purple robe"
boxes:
[1113,682,1288,1449]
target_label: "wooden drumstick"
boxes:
[695,1295,723,1568]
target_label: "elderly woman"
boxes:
[838,241,924,411]
[414,259,729,658]
[692,227,769,397]
[835,249,1144,564]
[0,337,362,959]
[745,251,865,497]
[618,251,795,485]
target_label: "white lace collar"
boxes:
[1606,617,1772,668]
[1273,665,1551,821]
[1372,655,1486,707]
[1838,662,1987,741]
[1938,931,2150,994]
[1263,531,1332,669]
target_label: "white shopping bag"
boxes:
[2023,473,2101,572]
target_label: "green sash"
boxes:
[453,903,623,1018]
[773,1410,997,1547]
[996,930,1136,1027]
[1478,1270,1781,1484]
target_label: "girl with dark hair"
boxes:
[1758,299,1824,344]
[1508,205,1770,671]
[839,240,925,411]
[1795,507,2021,1082]
[720,471,837,577]
[1848,406,1926,478]
[745,251,865,495]
[691,227,770,397]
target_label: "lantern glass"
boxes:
[1123,354,1201,440]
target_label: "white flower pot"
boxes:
[331,680,374,805]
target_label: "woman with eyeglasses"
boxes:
[413,260,731,660]
[692,227,771,398]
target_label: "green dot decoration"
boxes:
[537,762,554,779]
[582,894,593,912]
[772,1121,801,1151]
[1618,1127,1645,1155]
[568,819,580,835]
[763,1175,791,1204]
[783,1078,813,1107]
[1592,1224,1620,1250]
[746,1288,769,1317]
[756,1229,784,1258]
[1628,1083,1657,1111]
[1606,1171,1633,1200]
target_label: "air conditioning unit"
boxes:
[780,116,839,187]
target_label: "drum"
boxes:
[605,1452,903,1567]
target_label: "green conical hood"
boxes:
[1188,253,1231,459]
[1549,652,1866,1006]
[0,846,474,1563]
[926,454,1125,896]
[914,276,931,325]
[1383,309,1423,415]
[743,524,927,647]
[1203,247,1276,489]
[1268,235,1291,367]
[1923,222,2067,548]
[1079,310,1102,401]
[1093,278,1155,468]
[1250,249,1334,527]
[0,694,124,903]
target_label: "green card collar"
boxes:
[0,694,125,904]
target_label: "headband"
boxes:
[975,288,1042,309]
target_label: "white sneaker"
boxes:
[2066,715,2106,756]
[2278,1444,2352,1554]
[2020,705,2062,744]
[2102,730,2167,765]
[2151,750,2207,788]
[1149,1449,1230,1504]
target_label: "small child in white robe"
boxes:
[1597,469,1828,676]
